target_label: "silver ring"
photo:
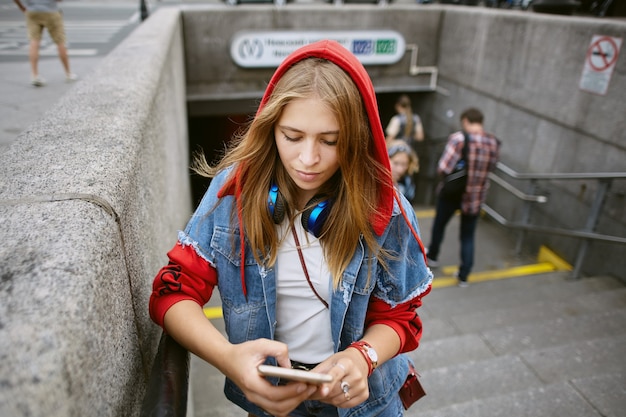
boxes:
[341,381,350,393]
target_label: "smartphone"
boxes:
[257,364,333,384]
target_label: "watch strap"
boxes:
[348,341,377,377]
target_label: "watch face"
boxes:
[367,347,378,363]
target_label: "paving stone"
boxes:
[571,373,626,417]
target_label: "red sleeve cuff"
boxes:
[149,293,201,328]
[365,286,431,354]
[149,242,218,328]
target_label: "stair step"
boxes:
[520,334,626,384]
[406,381,603,417]
[482,308,626,355]
[451,286,626,335]
[422,272,623,320]
[406,272,626,417]
[405,355,542,412]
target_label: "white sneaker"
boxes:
[66,73,78,82]
[31,76,46,87]
[454,271,469,287]
[426,257,439,268]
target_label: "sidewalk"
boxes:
[0,0,144,154]
[0,57,105,153]
[0,0,230,155]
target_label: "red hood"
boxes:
[220,39,393,235]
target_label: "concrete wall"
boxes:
[423,7,626,279]
[0,8,189,417]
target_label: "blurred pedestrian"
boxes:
[13,0,78,86]
[388,140,419,203]
[385,94,424,147]
[426,108,500,287]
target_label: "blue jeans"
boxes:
[427,196,479,281]
[276,393,403,416]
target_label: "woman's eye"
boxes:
[284,134,299,142]
[322,139,338,146]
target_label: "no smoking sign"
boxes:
[579,35,622,95]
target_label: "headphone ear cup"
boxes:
[268,184,287,224]
[273,193,286,224]
[301,196,331,238]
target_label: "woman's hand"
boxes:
[308,348,370,408]
[221,338,319,417]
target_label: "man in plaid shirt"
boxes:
[426,108,500,287]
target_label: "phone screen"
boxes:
[257,365,333,385]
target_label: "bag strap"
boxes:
[461,131,470,162]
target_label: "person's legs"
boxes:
[25,11,44,83]
[47,11,76,80]
[56,43,71,74]
[29,39,41,79]
[427,197,459,262]
[457,213,479,282]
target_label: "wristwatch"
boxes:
[348,341,378,376]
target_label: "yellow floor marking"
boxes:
[204,306,223,319]
[538,245,573,271]
[415,209,436,219]
[431,262,558,288]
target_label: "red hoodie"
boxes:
[218,39,394,237]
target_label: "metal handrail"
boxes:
[483,162,626,279]
[494,162,626,180]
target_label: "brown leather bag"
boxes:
[399,363,426,409]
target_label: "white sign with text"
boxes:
[230,30,406,68]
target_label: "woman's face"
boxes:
[390,152,410,183]
[274,96,341,207]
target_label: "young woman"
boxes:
[385,94,424,146]
[149,40,432,417]
[388,140,419,203]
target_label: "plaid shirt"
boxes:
[438,130,500,215]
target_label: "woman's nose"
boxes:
[299,140,320,166]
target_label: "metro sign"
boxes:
[231,30,406,68]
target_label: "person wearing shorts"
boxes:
[13,0,77,86]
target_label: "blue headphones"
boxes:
[268,183,332,238]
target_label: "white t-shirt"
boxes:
[274,217,334,364]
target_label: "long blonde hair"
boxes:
[195,58,389,288]
[396,94,414,140]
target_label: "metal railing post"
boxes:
[515,179,537,255]
[571,179,611,279]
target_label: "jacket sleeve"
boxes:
[437,133,463,176]
[149,241,218,328]
[365,284,431,354]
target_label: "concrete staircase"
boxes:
[404,271,626,417]
[189,213,626,416]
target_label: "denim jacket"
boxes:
[179,169,433,417]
